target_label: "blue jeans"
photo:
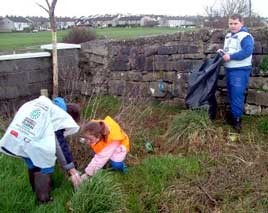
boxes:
[23,158,54,174]
[226,68,251,118]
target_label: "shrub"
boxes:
[62,27,96,44]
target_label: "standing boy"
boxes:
[220,14,254,132]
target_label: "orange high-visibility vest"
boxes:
[90,116,130,154]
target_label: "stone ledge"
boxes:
[0,52,51,61]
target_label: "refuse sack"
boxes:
[185,53,223,119]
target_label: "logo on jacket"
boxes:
[30,109,41,119]
[22,117,36,130]
[10,130,19,137]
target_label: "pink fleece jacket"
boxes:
[85,141,127,176]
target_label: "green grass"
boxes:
[0,154,73,212]
[95,26,187,40]
[118,155,201,212]
[70,171,125,213]
[0,27,188,52]
[0,31,68,52]
[2,96,268,212]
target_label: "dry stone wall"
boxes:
[1,28,268,115]
[79,27,268,114]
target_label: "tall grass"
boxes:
[70,171,125,212]
[118,155,201,212]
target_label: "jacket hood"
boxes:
[240,26,248,32]
[53,97,67,111]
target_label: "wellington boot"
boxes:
[233,117,242,133]
[34,172,53,204]
[28,169,36,191]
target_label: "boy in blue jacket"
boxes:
[220,14,254,133]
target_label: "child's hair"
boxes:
[81,121,107,141]
[230,14,243,22]
[67,103,80,123]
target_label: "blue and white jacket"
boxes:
[223,26,254,69]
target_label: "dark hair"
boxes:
[81,121,107,141]
[230,14,243,22]
[67,103,80,123]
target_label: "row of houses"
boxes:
[1,14,266,32]
[0,15,197,32]
[0,16,76,32]
[76,15,197,28]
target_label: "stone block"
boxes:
[158,46,178,55]
[0,72,27,86]
[177,45,199,54]
[247,90,268,106]
[249,77,268,90]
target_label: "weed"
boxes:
[259,55,268,74]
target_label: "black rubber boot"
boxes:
[28,169,35,191]
[225,112,234,125]
[34,172,53,204]
[208,104,217,121]
[233,117,242,133]
[208,95,217,121]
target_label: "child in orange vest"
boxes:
[80,116,130,179]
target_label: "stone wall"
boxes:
[1,28,268,115]
[79,27,268,114]
[0,53,52,114]
[0,44,81,114]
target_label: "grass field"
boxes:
[0,27,189,52]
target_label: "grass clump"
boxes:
[257,116,268,134]
[118,155,201,212]
[82,95,122,120]
[162,110,228,154]
[70,170,125,213]
[259,55,268,74]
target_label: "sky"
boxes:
[0,0,267,17]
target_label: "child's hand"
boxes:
[69,168,82,188]
[71,173,82,188]
[81,173,90,181]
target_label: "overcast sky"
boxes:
[0,0,267,17]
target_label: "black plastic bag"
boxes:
[185,53,223,119]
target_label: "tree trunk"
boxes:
[52,30,58,98]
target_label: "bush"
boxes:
[62,27,96,44]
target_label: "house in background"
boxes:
[140,16,158,27]
[114,15,143,27]
[56,17,76,30]
[0,16,31,32]
[26,16,49,31]
[159,16,196,28]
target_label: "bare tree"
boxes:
[204,0,220,17]
[204,0,251,17]
[37,0,58,98]
[221,0,249,17]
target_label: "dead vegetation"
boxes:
[2,94,268,212]
[69,96,268,212]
